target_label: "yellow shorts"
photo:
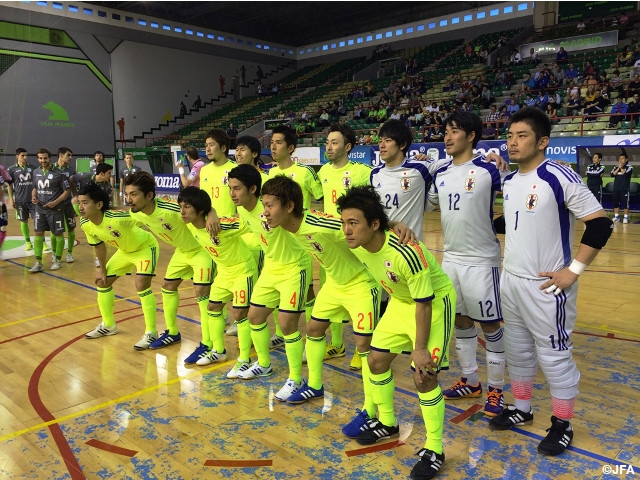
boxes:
[250,257,312,312]
[106,240,159,278]
[165,247,214,285]
[370,286,456,371]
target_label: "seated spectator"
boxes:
[611,16,619,27]
[545,103,558,123]
[509,49,522,65]
[582,61,595,79]
[318,109,330,127]
[556,46,569,65]
[494,69,507,87]
[505,93,521,115]
[504,68,515,88]
[295,121,306,135]
[618,45,634,67]
[584,89,606,121]
[627,93,640,125]
[464,43,474,58]
[481,123,497,139]
[469,85,481,107]
[499,105,510,121]
[576,20,586,31]
[610,70,625,96]
[608,97,629,127]
[366,106,378,124]
[628,73,640,97]
[486,104,501,124]
[566,81,579,97]
[353,104,363,120]
[370,130,379,144]
[478,47,489,63]
[376,106,388,123]
[564,92,582,116]
[479,85,494,108]
[620,12,629,25]
[389,109,401,120]
[536,90,549,111]
[426,125,444,142]
[565,63,580,83]
[528,48,540,65]
[520,73,536,93]
[358,132,367,145]
[553,63,566,85]
[524,93,536,108]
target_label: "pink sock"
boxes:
[552,397,575,420]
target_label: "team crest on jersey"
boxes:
[342,177,351,188]
[211,236,221,246]
[525,194,538,210]
[386,271,399,283]
[162,223,173,230]
[311,242,323,253]
[464,178,476,191]
[400,178,411,191]
[222,172,229,185]
[110,230,122,238]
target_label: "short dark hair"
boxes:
[261,175,303,218]
[336,185,389,232]
[619,152,628,160]
[378,119,413,156]
[271,125,298,151]
[329,123,357,152]
[185,146,199,160]
[508,107,551,142]
[78,181,110,212]
[94,150,104,157]
[37,148,51,157]
[178,186,211,216]
[15,148,27,155]
[123,170,156,199]
[235,136,262,165]
[443,110,483,148]
[58,147,72,156]
[96,163,113,175]
[204,128,230,154]
[228,163,262,197]
[593,152,603,160]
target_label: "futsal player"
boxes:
[78,181,160,348]
[428,110,507,417]
[259,175,380,421]
[267,125,322,338]
[337,185,455,480]
[489,107,613,456]
[123,171,214,355]
[53,147,78,264]
[29,148,71,273]
[227,164,312,402]
[178,186,258,376]
[6,148,38,251]
[317,123,373,370]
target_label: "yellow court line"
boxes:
[0,360,231,443]
[576,322,640,339]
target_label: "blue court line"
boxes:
[4,259,201,325]
[272,349,640,470]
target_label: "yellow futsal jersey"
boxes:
[294,210,371,285]
[318,161,372,216]
[199,159,237,217]
[269,162,323,209]
[80,210,157,252]
[351,231,452,303]
[129,199,201,253]
[238,201,309,266]
[187,218,257,276]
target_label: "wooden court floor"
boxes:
[0,207,638,479]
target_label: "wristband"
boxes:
[568,259,587,276]
[178,167,185,175]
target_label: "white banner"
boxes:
[520,30,619,57]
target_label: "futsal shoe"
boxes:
[148,330,181,349]
[488,404,533,431]
[442,378,482,399]
[355,418,399,445]
[484,387,504,417]
[537,416,573,455]
[410,448,445,480]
